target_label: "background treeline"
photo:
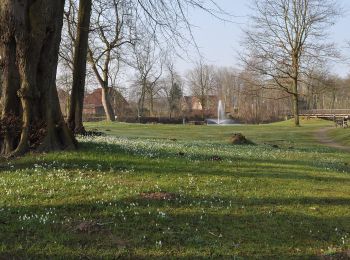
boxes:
[54,0,349,124]
[57,61,350,124]
[0,0,348,156]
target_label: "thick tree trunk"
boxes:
[101,87,115,122]
[0,33,21,155]
[0,0,77,156]
[68,0,92,134]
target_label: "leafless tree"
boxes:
[57,70,74,117]
[214,67,242,117]
[67,0,92,133]
[0,0,230,156]
[236,68,292,123]
[131,37,163,119]
[187,61,216,119]
[59,0,78,73]
[241,0,341,126]
[160,60,183,119]
[88,0,135,122]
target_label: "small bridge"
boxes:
[299,109,350,119]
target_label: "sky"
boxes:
[176,0,350,77]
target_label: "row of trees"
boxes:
[0,0,226,156]
[240,0,342,126]
[63,0,344,126]
[0,0,347,156]
[124,62,350,123]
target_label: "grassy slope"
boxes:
[328,127,350,146]
[0,119,349,258]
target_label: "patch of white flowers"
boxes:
[76,135,347,173]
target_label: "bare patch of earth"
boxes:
[140,192,176,201]
[315,128,350,152]
[319,250,350,259]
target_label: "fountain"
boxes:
[206,100,238,125]
[217,100,225,124]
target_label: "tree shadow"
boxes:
[0,193,349,258]
[1,144,349,184]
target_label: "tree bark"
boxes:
[88,48,116,122]
[149,90,154,117]
[0,0,76,156]
[200,96,206,120]
[0,32,21,155]
[68,0,92,134]
[101,87,115,122]
[292,78,300,126]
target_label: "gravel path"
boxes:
[315,127,350,152]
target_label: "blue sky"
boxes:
[176,0,350,77]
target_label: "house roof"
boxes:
[84,88,129,107]
[183,95,218,105]
[84,88,103,107]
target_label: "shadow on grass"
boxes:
[81,141,350,173]
[1,139,349,174]
[1,148,349,185]
[0,194,349,259]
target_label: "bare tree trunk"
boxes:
[200,96,206,120]
[169,109,172,119]
[292,79,300,126]
[149,92,154,117]
[0,34,21,155]
[68,0,92,134]
[138,86,146,119]
[0,0,76,156]
[101,87,115,122]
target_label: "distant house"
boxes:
[182,95,219,118]
[83,88,105,117]
[83,88,131,120]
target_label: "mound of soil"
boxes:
[229,133,254,145]
[74,221,104,234]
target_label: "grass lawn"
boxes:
[328,127,350,147]
[0,119,349,258]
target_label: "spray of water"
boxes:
[218,100,225,124]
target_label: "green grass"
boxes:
[328,127,350,146]
[0,119,349,258]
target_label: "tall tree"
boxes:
[0,0,229,156]
[214,67,242,115]
[187,62,216,119]
[241,0,341,126]
[161,61,183,119]
[59,0,78,72]
[60,0,229,123]
[131,37,163,119]
[88,0,134,122]
[68,0,92,133]
[0,0,76,156]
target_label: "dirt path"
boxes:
[315,127,350,152]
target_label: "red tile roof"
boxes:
[84,88,103,107]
